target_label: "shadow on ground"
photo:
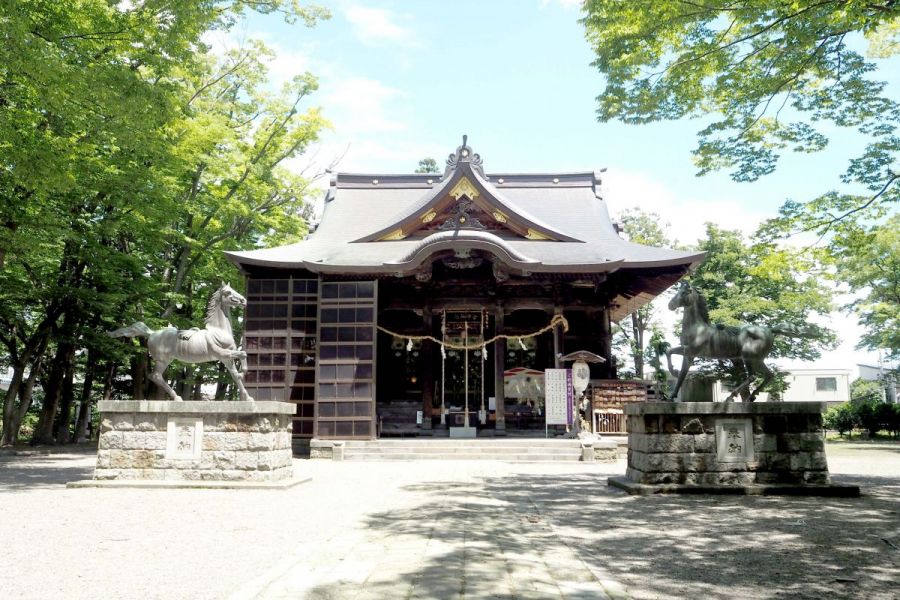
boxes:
[299,468,900,599]
[0,450,94,492]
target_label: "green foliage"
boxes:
[823,403,856,438]
[582,2,899,231]
[854,398,883,437]
[0,0,330,442]
[415,157,440,174]
[612,209,673,379]
[582,2,898,363]
[686,223,836,395]
[851,378,885,404]
[831,216,900,362]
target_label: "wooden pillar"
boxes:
[421,306,434,430]
[553,306,564,368]
[598,307,615,379]
[494,305,506,434]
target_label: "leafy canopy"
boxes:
[582,1,899,235]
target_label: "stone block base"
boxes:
[611,402,859,496]
[90,400,295,483]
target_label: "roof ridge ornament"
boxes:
[445,134,484,178]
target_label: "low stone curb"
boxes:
[608,476,860,497]
[65,476,311,490]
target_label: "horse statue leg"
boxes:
[148,358,182,401]
[747,359,774,402]
[666,345,684,377]
[670,354,693,402]
[220,348,254,402]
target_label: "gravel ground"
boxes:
[0,441,897,600]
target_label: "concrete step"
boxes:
[342,452,581,462]
[342,439,582,448]
[343,445,579,455]
[340,439,585,462]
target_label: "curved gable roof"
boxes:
[353,139,581,243]
[225,138,705,277]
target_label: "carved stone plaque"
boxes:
[166,417,203,461]
[715,419,754,463]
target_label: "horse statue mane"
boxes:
[665,281,817,402]
[108,282,253,402]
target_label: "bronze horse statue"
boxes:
[665,282,814,402]
[109,283,253,402]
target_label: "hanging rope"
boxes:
[377,314,569,351]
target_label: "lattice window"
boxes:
[316,281,377,439]
[245,276,318,437]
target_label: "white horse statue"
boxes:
[109,283,253,402]
[665,282,815,402]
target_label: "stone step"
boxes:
[342,452,581,462]
[344,445,580,454]
[341,439,582,448]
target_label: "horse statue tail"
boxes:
[771,323,818,339]
[107,321,154,338]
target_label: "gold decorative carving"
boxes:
[378,228,406,241]
[449,177,479,201]
[421,210,437,223]
[525,228,552,241]
[492,210,508,223]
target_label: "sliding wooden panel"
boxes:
[315,280,377,439]
[244,276,318,438]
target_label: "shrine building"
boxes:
[225,138,704,440]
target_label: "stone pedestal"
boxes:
[90,401,295,483]
[609,402,858,496]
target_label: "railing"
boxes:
[593,409,625,433]
[589,380,651,433]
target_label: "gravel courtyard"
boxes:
[0,441,897,600]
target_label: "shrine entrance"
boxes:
[438,310,495,429]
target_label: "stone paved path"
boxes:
[230,461,625,600]
[1,441,898,600]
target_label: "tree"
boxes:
[582,2,899,380]
[851,378,885,404]
[415,157,440,174]
[684,224,836,397]
[823,403,856,438]
[0,1,329,444]
[613,209,672,379]
[582,2,899,235]
[832,215,900,364]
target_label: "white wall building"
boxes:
[711,368,851,405]
[858,364,899,403]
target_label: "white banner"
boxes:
[544,368,572,426]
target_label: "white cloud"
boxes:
[343,5,418,47]
[601,168,764,245]
[322,77,408,134]
[541,0,584,9]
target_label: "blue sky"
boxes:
[220,0,899,374]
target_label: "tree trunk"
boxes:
[631,312,645,380]
[6,354,45,444]
[73,352,97,442]
[1,320,54,445]
[33,328,77,445]
[0,364,25,446]
[55,355,77,443]
[214,363,228,400]
[131,338,147,400]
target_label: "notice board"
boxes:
[544,368,573,426]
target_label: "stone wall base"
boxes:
[90,401,295,483]
[612,402,859,496]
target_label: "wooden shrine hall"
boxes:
[225,138,704,440]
